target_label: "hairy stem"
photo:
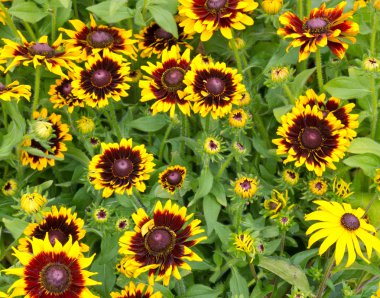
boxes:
[316,256,335,298]
[158,123,173,162]
[216,154,234,179]
[370,76,378,140]
[316,48,324,91]
[31,66,42,118]
[283,84,295,104]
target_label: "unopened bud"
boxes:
[31,120,53,139]
[262,0,283,15]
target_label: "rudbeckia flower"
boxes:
[277,1,359,61]
[110,282,162,298]
[0,80,31,102]
[158,165,187,194]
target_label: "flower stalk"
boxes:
[316,48,324,91]
[316,256,335,298]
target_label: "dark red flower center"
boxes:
[118,220,127,229]
[315,182,323,190]
[233,112,243,121]
[304,18,329,34]
[48,229,68,246]
[87,30,114,48]
[155,27,173,39]
[91,69,112,88]
[96,209,107,219]
[0,82,6,91]
[269,201,279,210]
[206,0,227,10]
[286,171,296,179]
[90,137,99,145]
[240,180,251,191]
[29,43,55,57]
[208,140,218,150]
[112,158,133,178]
[301,127,322,149]
[163,68,185,89]
[340,213,360,231]
[235,142,244,150]
[167,171,182,185]
[146,227,175,254]
[41,264,71,293]
[61,82,72,96]
[206,77,225,95]
[4,182,11,190]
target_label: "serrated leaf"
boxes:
[148,5,178,38]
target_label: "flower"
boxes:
[204,136,221,154]
[353,0,368,10]
[158,165,187,194]
[71,49,131,108]
[90,136,100,147]
[118,200,206,286]
[184,54,246,119]
[88,138,155,198]
[139,46,191,118]
[236,91,251,106]
[30,120,53,140]
[116,217,129,232]
[21,108,72,171]
[273,104,350,176]
[2,179,17,196]
[110,281,162,298]
[76,116,95,134]
[295,89,358,140]
[48,76,84,113]
[233,141,247,155]
[282,169,299,186]
[228,109,249,128]
[1,32,77,77]
[94,207,109,223]
[136,17,193,58]
[333,177,353,199]
[127,69,142,83]
[18,206,88,253]
[277,2,359,61]
[263,189,291,218]
[178,0,258,41]
[233,231,255,255]
[234,176,258,199]
[20,192,47,214]
[309,177,328,195]
[0,80,31,102]
[363,57,380,72]
[262,0,283,15]
[374,0,380,10]
[60,14,137,60]
[305,200,380,267]
[228,37,246,50]
[270,66,291,83]
[116,255,144,278]
[3,236,100,297]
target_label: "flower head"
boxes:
[20,192,47,214]
[178,0,258,41]
[333,177,353,199]
[60,14,137,60]
[76,116,95,134]
[115,217,130,232]
[3,236,100,297]
[110,281,162,298]
[184,54,246,119]
[0,80,31,102]
[118,200,206,286]
[233,231,255,261]
[305,200,380,267]
[2,179,17,196]
[88,138,155,198]
[204,136,222,155]
[228,109,249,128]
[139,46,191,118]
[282,169,299,186]
[158,165,187,194]
[262,0,283,15]
[94,207,109,223]
[49,76,84,113]
[263,189,291,218]
[234,176,258,199]
[309,177,328,195]
[363,57,380,72]
[277,2,359,61]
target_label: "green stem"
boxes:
[180,114,186,156]
[127,18,134,33]
[0,2,19,39]
[176,278,186,296]
[31,66,42,118]
[363,193,378,216]
[371,11,377,55]
[241,54,253,84]
[22,21,37,40]
[316,256,335,298]
[233,203,243,230]
[72,0,79,19]
[216,154,234,179]
[210,258,239,283]
[283,84,295,104]
[306,0,312,15]
[108,101,122,139]
[132,189,147,211]
[252,111,270,147]
[230,36,244,76]
[142,0,148,21]
[370,76,378,140]
[3,105,8,129]
[280,231,286,256]
[248,262,258,282]
[316,48,324,91]
[297,0,304,18]
[158,123,173,162]
[204,114,210,133]
[51,7,57,42]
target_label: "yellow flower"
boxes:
[1,179,17,196]
[76,116,95,134]
[228,109,249,128]
[204,137,221,155]
[228,38,246,50]
[234,176,258,199]
[263,189,291,219]
[363,57,380,72]
[110,281,162,298]
[282,169,299,186]
[0,80,31,102]
[30,120,53,139]
[305,200,380,267]
[158,165,187,194]
[271,66,290,83]
[309,177,328,196]
[333,177,353,199]
[262,0,283,15]
[20,192,47,214]
[233,231,255,261]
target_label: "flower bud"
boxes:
[362,57,380,72]
[271,66,290,83]
[262,0,283,15]
[228,37,246,50]
[76,116,95,134]
[31,120,53,139]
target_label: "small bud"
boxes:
[282,169,299,186]
[90,137,100,148]
[94,207,109,223]
[31,120,53,139]
[204,137,221,155]
[271,66,290,83]
[228,37,246,50]
[362,57,380,72]
[76,116,95,134]
[2,179,17,196]
[262,0,283,15]
[20,192,47,214]
[228,109,248,128]
[237,91,251,106]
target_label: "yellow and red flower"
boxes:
[118,200,206,286]
[0,80,31,102]
[158,165,187,194]
[178,0,258,41]
[88,138,155,198]
[110,282,162,298]
[140,47,192,118]
[277,2,359,61]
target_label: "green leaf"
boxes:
[323,77,371,99]
[203,195,221,234]
[98,234,119,264]
[230,266,250,298]
[0,122,23,160]
[180,284,222,298]
[211,180,227,207]
[347,137,380,158]
[191,167,214,203]
[3,218,29,240]
[22,147,64,160]
[87,0,133,23]
[213,222,231,245]
[148,5,178,38]
[66,144,90,166]
[290,248,319,268]
[91,258,116,297]
[9,1,49,23]
[273,105,292,123]
[126,115,169,132]
[343,154,380,177]
[258,256,310,293]
[58,0,71,8]
[110,0,128,15]
[290,68,316,97]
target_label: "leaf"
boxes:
[3,218,29,240]
[343,154,380,177]
[203,195,221,234]
[191,167,214,203]
[22,147,64,160]
[126,115,169,132]
[87,0,133,23]
[290,68,316,97]
[230,266,250,298]
[110,0,128,16]
[0,122,24,160]
[91,258,116,297]
[323,77,371,99]
[180,284,222,298]
[148,5,178,38]
[273,105,293,123]
[213,222,231,245]
[211,180,227,207]
[66,144,90,166]
[58,0,71,8]
[98,234,119,264]
[9,1,49,23]
[290,248,319,268]
[347,137,380,158]
[258,256,310,293]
